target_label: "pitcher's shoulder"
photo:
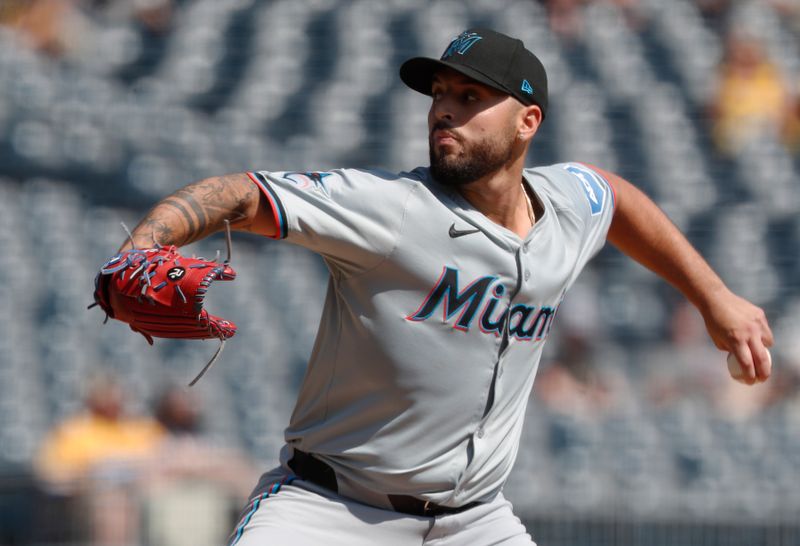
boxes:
[524,163,614,216]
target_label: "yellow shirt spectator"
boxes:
[711,31,795,155]
[35,376,165,487]
[37,413,165,485]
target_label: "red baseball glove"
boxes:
[91,244,237,384]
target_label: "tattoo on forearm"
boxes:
[142,218,176,246]
[161,198,196,236]
[174,188,209,236]
[128,173,258,248]
[200,177,227,206]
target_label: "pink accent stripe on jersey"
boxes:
[228,475,296,546]
[246,171,288,239]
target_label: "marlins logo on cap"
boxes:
[441,31,483,58]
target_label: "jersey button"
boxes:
[522,243,529,253]
[476,427,485,439]
[524,271,531,281]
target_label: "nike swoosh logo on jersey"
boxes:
[448,223,480,238]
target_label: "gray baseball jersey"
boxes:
[247,163,615,508]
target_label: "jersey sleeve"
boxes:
[548,163,617,282]
[247,168,413,276]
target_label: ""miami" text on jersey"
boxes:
[406,266,559,341]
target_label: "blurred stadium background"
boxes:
[1,0,800,544]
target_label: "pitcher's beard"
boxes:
[429,131,516,187]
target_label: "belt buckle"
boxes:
[422,500,433,516]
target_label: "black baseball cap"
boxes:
[399,28,548,118]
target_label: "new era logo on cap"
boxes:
[521,79,533,95]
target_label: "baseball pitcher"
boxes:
[94,29,773,545]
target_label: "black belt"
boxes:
[287,450,480,517]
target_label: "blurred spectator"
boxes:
[139,387,259,546]
[35,373,165,545]
[641,300,774,420]
[696,0,732,28]
[533,274,631,420]
[640,300,722,408]
[34,378,258,546]
[35,373,164,489]
[542,0,644,42]
[0,0,86,57]
[155,386,204,435]
[534,335,618,419]
[543,0,586,42]
[144,386,257,496]
[768,0,800,32]
[81,0,174,34]
[708,28,797,156]
[0,0,173,66]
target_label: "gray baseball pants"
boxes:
[228,467,536,545]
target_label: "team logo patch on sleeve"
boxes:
[282,172,333,194]
[563,164,609,216]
